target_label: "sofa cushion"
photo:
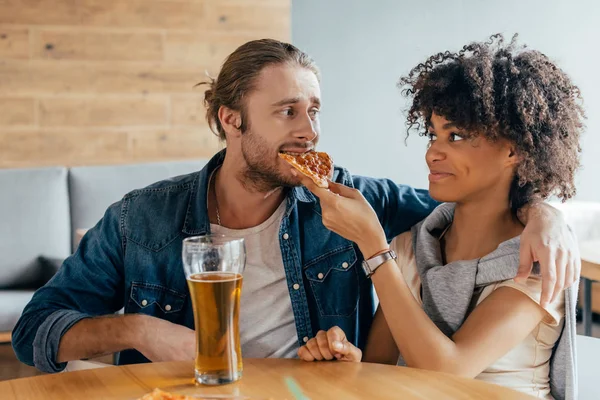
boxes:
[0,167,71,288]
[68,160,207,250]
[0,291,35,332]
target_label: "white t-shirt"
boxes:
[210,200,299,359]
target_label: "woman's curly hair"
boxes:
[399,34,585,212]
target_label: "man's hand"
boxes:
[136,315,196,362]
[298,327,362,362]
[518,202,581,308]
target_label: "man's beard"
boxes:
[238,129,299,193]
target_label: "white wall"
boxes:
[292,0,600,201]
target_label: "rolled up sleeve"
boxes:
[32,310,91,373]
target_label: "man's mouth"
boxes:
[279,149,314,156]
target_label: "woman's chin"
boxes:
[429,186,459,203]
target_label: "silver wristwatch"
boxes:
[362,250,397,278]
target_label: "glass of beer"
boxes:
[182,235,245,385]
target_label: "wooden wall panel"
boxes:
[0,98,35,126]
[33,30,164,61]
[0,0,291,168]
[0,0,206,29]
[0,130,130,168]
[170,95,207,126]
[0,27,30,59]
[38,96,168,127]
[128,128,221,160]
[0,0,80,26]
[0,60,208,95]
[204,1,290,33]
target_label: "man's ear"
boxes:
[218,106,242,139]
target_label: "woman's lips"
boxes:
[428,172,453,182]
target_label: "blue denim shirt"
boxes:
[12,151,437,373]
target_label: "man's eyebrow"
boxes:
[271,96,321,107]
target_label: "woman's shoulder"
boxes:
[390,231,415,260]
[483,276,565,326]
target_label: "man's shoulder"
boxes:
[118,171,201,229]
[122,171,200,200]
[331,165,390,187]
[332,165,407,195]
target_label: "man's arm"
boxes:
[351,175,439,241]
[56,314,195,364]
[12,202,127,372]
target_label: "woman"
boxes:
[295,35,584,399]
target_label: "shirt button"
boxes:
[317,273,324,279]
[342,262,349,269]
[283,233,290,240]
[165,304,172,311]
[293,283,300,290]
[303,337,309,343]
[141,299,148,306]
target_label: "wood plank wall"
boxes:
[0,0,290,168]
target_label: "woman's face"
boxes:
[425,112,517,204]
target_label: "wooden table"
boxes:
[0,358,534,399]
[581,240,600,336]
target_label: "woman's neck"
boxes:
[443,198,524,263]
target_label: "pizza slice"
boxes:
[279,151,333,189]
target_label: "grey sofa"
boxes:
[0,159,208,335]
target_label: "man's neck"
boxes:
[209,156,287,230]
[443,195,524,263]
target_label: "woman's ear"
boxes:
[504,142,521,167]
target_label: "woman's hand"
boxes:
[297,327,362,362]
[291,170,388,258]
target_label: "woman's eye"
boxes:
[450,133,465,142]
[427,133,437,142]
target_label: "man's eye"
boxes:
[309,108,320,118]
[280,108,294,117]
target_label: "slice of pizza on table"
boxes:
[279,151,333,188]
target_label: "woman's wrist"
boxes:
[359,235,389,260]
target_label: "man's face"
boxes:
[236,63,322,191]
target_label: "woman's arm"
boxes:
[363,305,399,365]
[370,258,547,377]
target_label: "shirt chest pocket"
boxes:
[304,246,359,317]
[127,282,186,321]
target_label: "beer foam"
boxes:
[187,272,242,282]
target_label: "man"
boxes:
[12,39,579,373]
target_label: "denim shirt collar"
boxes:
[181,149,318,235]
